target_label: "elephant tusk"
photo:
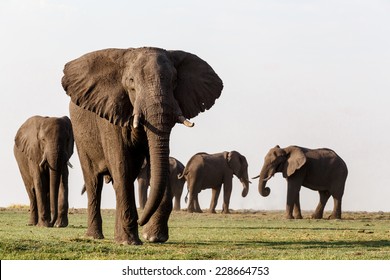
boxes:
[178,115,195,127]
[67,161,73,168]
[251,175,260,180]
[39,157,47,168]
[262,175,273,181]
[133,114,141,128]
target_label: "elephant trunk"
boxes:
[138,131,170,226]
[46,151,64,226]
[258,169,271,197]
[241,181,249,197]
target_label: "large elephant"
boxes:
[179,151,250,214]
[253,145,348,219]
[138,157,185,211]
[62,47,223,244]
[14,116,74,227]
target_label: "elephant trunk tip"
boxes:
[259,187,271,197]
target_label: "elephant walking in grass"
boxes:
[253,145,348,219]
[14,116,74,227]
[138,157,185,211]
[179,151,250,213]
[62,47,222,244]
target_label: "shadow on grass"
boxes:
[170,239,390,249]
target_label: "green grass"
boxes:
[1,208,390,260]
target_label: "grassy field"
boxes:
[1,207,390,260]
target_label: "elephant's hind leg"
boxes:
[312,190,330,219]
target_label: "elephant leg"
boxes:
[55,169,69,228]
[286,181,301,219]
[193,193,203,213]
[209,186,221,213]
[25,185,38,226]
[293,195,303,219]
[85,174,104,239]
[222,181,232,214]
[329,196,342,219]
[34,171,51,227]
[142,180,172,243]
[312,191,330,219]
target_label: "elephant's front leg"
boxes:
[113,180,142,245]
[142,182,172,243]
[222,181,232,214]
[286,181,301,219]
[209,186,221,213]
[33,175,51,227]
[85,176,104,239]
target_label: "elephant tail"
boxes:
[81,185,86,195]
[184,190,189,204]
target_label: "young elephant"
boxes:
[254,145,348,219]
[137,157,186,211]
[179,151,250,214]
[14,116,74,227]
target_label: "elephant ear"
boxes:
[226,151,242,177]
[61,48,133,127]
[283,146,307,177]
[60,116,74,160]
[14,116,44,164]
[169,50,223,119]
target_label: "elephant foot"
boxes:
[286,214,294,219]
[86,229,104,239]
[115,235,143,246]
[208,209,217,214]
[295,214,303,219]
[54,218,68,228]
[328,213,341,220]
[142,214,169,243]
[311,213,323,219]
[37,219,52,227]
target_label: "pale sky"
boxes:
[1,0,389,212]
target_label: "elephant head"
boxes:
[226,151,251,197]
[62,47,223,226]
[14,116,74,226]
[254,145,306,197]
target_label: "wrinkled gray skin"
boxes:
[14,116,74,227]
[254,145,348,219]
[138,157,185,211]
[179,151,250,214]
[62,47,222,245]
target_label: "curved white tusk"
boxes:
[178,116,195,127]
[262,175,273,181]
[39,158,47,168]
[133,114,141,128]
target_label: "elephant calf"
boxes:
[254,145,348,219]
[14,116,74,227]
[179,151,250,214]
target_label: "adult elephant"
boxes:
[253,145,348,219]
[138,157,185,211]
[14,116,74,227]
[62,47,223,244]
[179,151,250,213]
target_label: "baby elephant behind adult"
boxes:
[14,116,74,227]
[179,151,250,214]
[254,145,348,219]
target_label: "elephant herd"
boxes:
[13,47,348,245]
